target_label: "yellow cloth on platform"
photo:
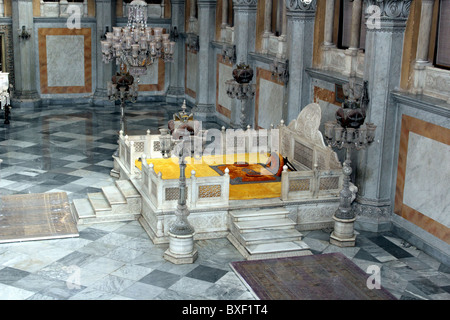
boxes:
[228,183,281,200]
[135,153,281,200]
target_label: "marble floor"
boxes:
[0,102,449,300]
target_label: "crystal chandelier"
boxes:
[100,0,176,76]
[225,62,256,100]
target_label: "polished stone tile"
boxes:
[139,269,181,289]
[111,263,153,281]
[82,256,125,274]
[105,247,146,263]
[0,266,31,285]
[78,227,110,241]
[0,282,36,300]
[88,275,135,294]
[168,276,215,298]
[119,281,165,300]
[185,265,228,283]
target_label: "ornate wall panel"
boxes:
[38,28,92,94]
[216,54,232,118]
[255,67,284,129]
[138,59,165,92]
[394,115,450,244]
[185,44,197,98]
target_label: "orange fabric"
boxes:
[217,164,277,182]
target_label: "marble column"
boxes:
[166,0,186,103]
[285,0,316,123]
[349,0,362,50]
[11,0,41,107]
[344,0,362,77]
[221,0,228,40]
[193,0,216,121]
[262,0,272,54]
[354,0,412,231]
[230,0,257,128]
[93,0,116,105]
[323,0,335,47]
[412,0,435,95]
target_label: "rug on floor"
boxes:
[0,192,78,243]
[230,252,396,300]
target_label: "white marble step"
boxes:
[72,198,95,219]
[233,217,296,233]
[238,229,303,246]
[229,207,289,221]
[115,180,140,199]
[88,192,112,212]
[246,240,310,255]
[102,185,127,205]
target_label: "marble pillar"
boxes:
[93,0,116,105]
[412,0,435,95]
[11,0,40,107]
[193,0,216,121]
[285,0,316,123]
[230,0,257,129]
[262,0,273,54]
[166,0,186,103]
[345,0,362,77]
[323,0,335,47]
[221,0,229,40]
[354,0,412,231]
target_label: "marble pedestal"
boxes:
[330,214,356,247]
[164,232,198,264]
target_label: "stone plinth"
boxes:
[330,214,356,247]
[164,232,198,264]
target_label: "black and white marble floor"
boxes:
[0,102,449,300]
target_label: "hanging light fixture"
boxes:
[100,0,176,77]
[225,62,256,100]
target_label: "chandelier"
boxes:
[100,0,175,76]
[225,62,256,100]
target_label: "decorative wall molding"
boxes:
[232,0,257,7]
[363,0,412,19]
[286,0,317,12]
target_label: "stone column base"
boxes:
[164,232,198,264]
[330,214,356,247]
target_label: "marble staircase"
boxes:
[72,180,141,224]
[227,207,312,260]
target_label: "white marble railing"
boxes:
[223,26,234,44]
[40,0,88,18]
[262,33,287,59]
[123,1,166,19]
[321,47,364,78]
[118,130,156,177]
[422,66,450,104]
[281,165,343,201]
[140,156,230,211]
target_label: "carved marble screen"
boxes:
[394,115,450,244]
